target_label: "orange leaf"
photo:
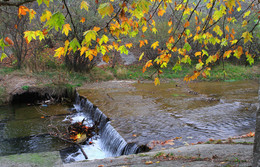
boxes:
[158,8,166,16]
[184,21,190,28]
[168,19,172,26]
[102,55,109,63]
[80,17,85,23]
[154,77,160,86]
[14,24,18,29]
[18,6,29,18]
[125,43,133,48]
[93,26,101,32]
[42,29,48,35]
[5,37,14,46]
[139,40,145,48]
[145,161,153,165]
[225,25,229,32]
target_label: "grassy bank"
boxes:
[0,63,259,87]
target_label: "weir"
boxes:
[64,93,147,161]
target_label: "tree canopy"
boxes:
[0,0,259,84]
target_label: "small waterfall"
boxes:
[75,94,142,157]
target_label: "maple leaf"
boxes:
[168,19,172,26]
[195,51,201,57]
[154,77,160,86]
[4,37,14,46]
[83,30,97,43]
[125,43,133,48]
[243,11,250,18]
[223,50,233,58]
[24,31,36,43]
[0,38,9,51]
[93,26,101,32]
[0,53,7,62]
[102,55,109,63]
[80,17,85,23]
[142,26,147,32]
[99,35,109,45]
[29,9,36,23]
[69,38,81,53]
[45,12,65,31]
[54,47,65,58]
[81,1,89,11]
[151,41,159,50]
[98,2,114,18]
[18,6,29,18]
[62,24,72,36]
[40,10,52,22]
[158,8,166,16]
[241,31,253,44]
[184,21,190,28]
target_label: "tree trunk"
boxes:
[253,79,260,166]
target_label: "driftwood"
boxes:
[48,117,99,160]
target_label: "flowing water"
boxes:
[78,80,258,149]
[0,80,258,162]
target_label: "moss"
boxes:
[0,151,61,166]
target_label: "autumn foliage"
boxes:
[0,0,259,83]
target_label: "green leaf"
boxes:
[0,38,8,51]
[45,12,65,31]
[99,35,109,45]
[172,63,182,72]
[241,31,253,44]
[70,38,81,53]
[24,31,36,43]
[37,0,42,5]
[118,45,128,55]
[213,25,223,36]
[83,30,97,43]
[183,42,191,52]
[181,55,191,64]
[98,3,114,18]
[0,53,7,61]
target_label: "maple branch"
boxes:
[0,0,36,7]
[171,0,202,49]
[62,0,79,41]
[147,0,163,22]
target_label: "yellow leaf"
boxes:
[62,24,72,36]
[168,27,173,34]
[81,1,89,11]
[54,47,65,58]
[151,41,159,50]
[80,17,85,23]
[168,36,175,43]
[243,10,250,18]
[241,31,253,44]
[223,50,233,58]
[168,20,172,26]
[195,52,201,57]
[40,10,52,22]
[154,77,160,86]
[64,40,70,54]
[93,26,101,32]
[158,8,166,16]
[142,26,147,32]
[102,55,109,63]
[125,43,133,48]
[29,9,36,23]
[80,46,88,56]
[139,52,144,61]
[242,20,247,27]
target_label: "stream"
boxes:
[0,80,258,162]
